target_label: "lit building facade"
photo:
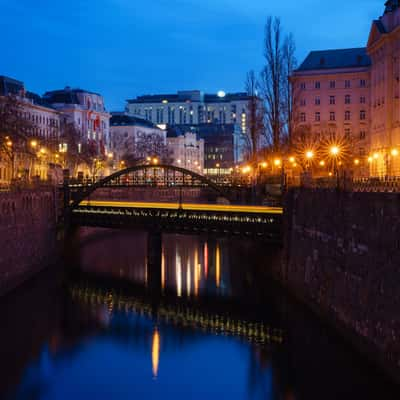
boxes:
[166,129,204,174]
[43,87,111,155]
[292,1,400,177]
[291,48,371,162]
[126,90,253,135]
[367,0,400,176]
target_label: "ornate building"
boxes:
[367,0,400,176]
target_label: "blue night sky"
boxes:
[0,0,383,110]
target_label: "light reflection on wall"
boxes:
[161,245,165,291]
[186,260,191,297]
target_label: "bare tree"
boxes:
[260,17,297,151]
[0,95,36,179]
[245,70,264,159]
[282,33,297,145]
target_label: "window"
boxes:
[329,96,335,105]
[345,111,351,121]
[360,110,366,120]
[360,96,366,104]
[344,128,351,139]
[315,81,320,89]
[330,81,335,89]
[315,97,320,105]
[300,99,306,106]
[300,113,306,122]
[360,130,366,140]
[345,95,351,104]
[300,82,306,90]
[330,112,335,121]
[360,79,366,87]
[345,80,351,88]
[315,112,320,121]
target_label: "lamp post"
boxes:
[329,145,340,188]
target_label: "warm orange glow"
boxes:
[153,158,159,165]
[329,172,333,176]
[186,261,191,296]
[261,162,267,168]
[368,156,373,163]
[152,328,160,378]
[354,159,360,165]
[319,160,325,166]
[6,140,12,147]
[176,250,182,297]
[373,152,379,159]
[40,148,46,154]
[194,247,199,297]
[55,154,59,159]
[330,146,340,156]
[305,150,314,159]
[216,163,220,168]
[30,140,38,148]
[289,156,295,163]
[274,159,281,167]
[107,152,113,159]
[216,243,221,288]
[146,156,151,161]
[391,148,399,157]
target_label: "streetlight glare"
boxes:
[274,159,281,166]
[305,150,314,159]
[391,149,399,157]
[330,146,340,156]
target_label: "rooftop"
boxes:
[127,91,251,104]
[110,114,161,129]
[43,87,102,104]
[296,48,371,72]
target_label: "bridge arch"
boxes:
[68,164,231,209]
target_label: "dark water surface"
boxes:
[1,229,399,400]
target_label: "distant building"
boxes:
[126,90,255,135]
[166,127,204,173]
[43,87,110,155]
[109,114,166,165]
[167,124,245,175]
[0,75,24,96]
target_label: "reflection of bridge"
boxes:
[69,281,284,346]
[63,165,283,241]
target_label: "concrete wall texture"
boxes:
[0,189,58,296]
[282,188,400,382]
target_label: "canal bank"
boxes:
[0,189,60,296]
[279,188,400,385]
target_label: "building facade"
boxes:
[109,114,167,165]
[367,0,400,176]
[43,87,111,155]
[292,1,400,177]
[291,48,371,161]
[166,129,204,174]
[126,90,253,135]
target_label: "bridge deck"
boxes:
[78,200,283,215]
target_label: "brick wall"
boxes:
[0,189,58,296]
[281,188,400,382]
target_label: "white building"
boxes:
[43,87,110,155]
[166,129,204,174]
[109,114,167,165]
[126,90,253,135]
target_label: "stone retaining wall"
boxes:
[280,188,400,383]
[0,189,58,296]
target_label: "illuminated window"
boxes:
[330,112,335,121]
[345,111,351,120]
[315,112,320,121]
[315,81,320,89]
[360,110,366,120]
[345,95,351,104]
[330,81,335,89]
[329,96,335,105]
[345,80,351,88]
[300,112,306,122]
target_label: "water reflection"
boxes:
[0,228,399,400]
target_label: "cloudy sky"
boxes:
[0,0,383,109]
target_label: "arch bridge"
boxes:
[63,164,283,242]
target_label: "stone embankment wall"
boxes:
[0,189,58,296]
[281,188,400,383]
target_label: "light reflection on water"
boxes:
[1,229,399,400]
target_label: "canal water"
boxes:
[0,229,398,400]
